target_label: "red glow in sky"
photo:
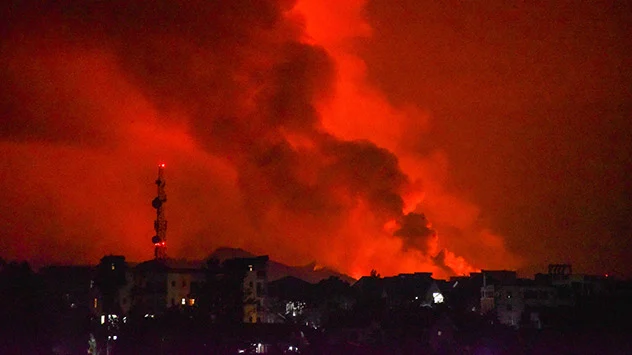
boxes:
[0,1,630,279]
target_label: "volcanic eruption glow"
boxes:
[0,0,531,279]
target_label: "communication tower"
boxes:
[151,163,167,259]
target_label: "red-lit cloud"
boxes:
[1,0,629,278]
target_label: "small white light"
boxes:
[113,335,118,340]
[181,298,186,305]
[100,315,105,324]
[432,292,444,304]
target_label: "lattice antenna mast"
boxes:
[151,163,167,259]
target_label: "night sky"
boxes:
[1,0,630,279]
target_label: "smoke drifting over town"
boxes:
[2,1,629,278]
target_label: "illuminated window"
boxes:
[100,315,105,324]
[93,298,98,309]
[181,298,186,305]
[188,298,195,306]
[248,265,253,272]
[111,264,115,270]
[432,292,444,304]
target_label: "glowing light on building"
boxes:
[432,292,444,304]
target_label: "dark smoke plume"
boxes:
[394,212,437,253]
[0,0,486,277]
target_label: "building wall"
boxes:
[494,285,557,328]
[117,270,134,315]
[480,285,495,315]
[130,266,204,314]
[167,272,190,307]
[166,271,204,308]
[243,262,269,323]
[133,270,168,314]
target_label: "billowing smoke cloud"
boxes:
[0,0,522,279]
[394,213,437,253]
